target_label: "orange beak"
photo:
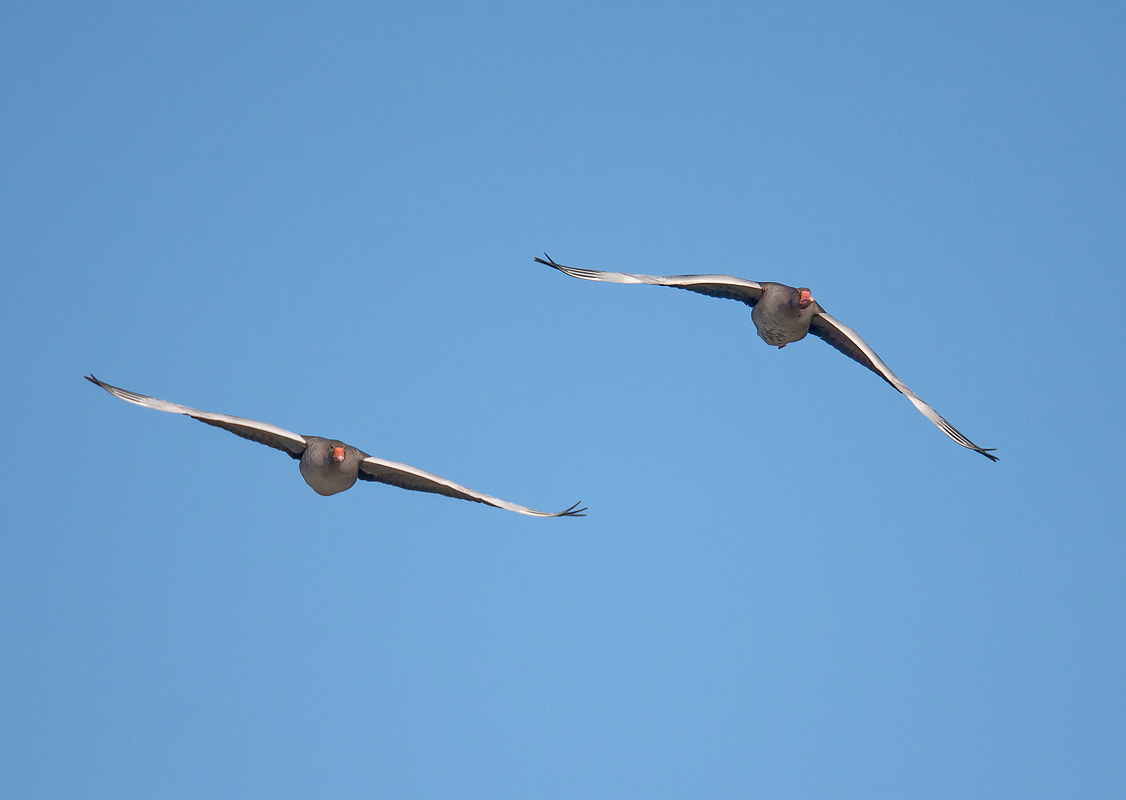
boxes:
[333,446,346,462]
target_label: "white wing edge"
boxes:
[534,255,762,292]
[810,315,998,460]
[359,455,586,517]
[86,375,308,454]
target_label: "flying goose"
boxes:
[86,375,586,515]
[535,254,996,461]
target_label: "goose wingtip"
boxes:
[558,500,587,517]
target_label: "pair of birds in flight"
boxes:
[89,255,997,517]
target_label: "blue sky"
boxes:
[2,1,1124,796]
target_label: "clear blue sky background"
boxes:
[2,1,1124,796]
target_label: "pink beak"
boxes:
[333,446,346,462]
[799,289,812,304]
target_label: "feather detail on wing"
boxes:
[535,254,763,307]
[805,316,998,461]
[86,375,307,458]
[358,455,586,517]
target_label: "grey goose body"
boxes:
[87,375,585,516]
[535,254,997,461]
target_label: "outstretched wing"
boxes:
[86,374,307,459]
[806,315,998,461]
[358,455,586,517]
[535,254,764,307]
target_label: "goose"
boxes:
[86,375,586,515]
[535,254,996,461]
